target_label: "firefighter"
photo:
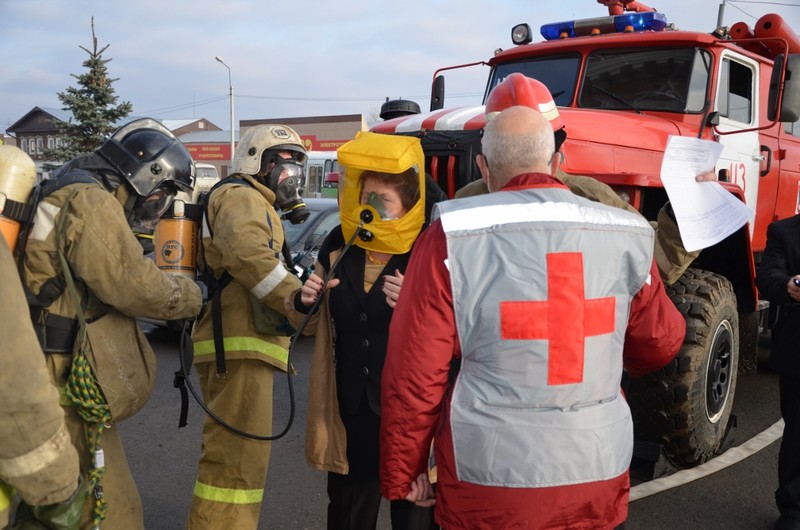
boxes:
[455,73,713,285]
[187,124,305,530]
[19,118,203,529]
[0,148,86,530]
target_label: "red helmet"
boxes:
[485,73,565,132]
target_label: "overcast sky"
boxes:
[1,0,799,133]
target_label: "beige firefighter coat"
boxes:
[0,237,79,527]
[454,169,699,285]
[192,175,302,370]
[20,181,202,528]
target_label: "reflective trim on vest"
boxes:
[193,481,263,504]
[0,481,13,512]
[193,336,288,365]
[438,188,653,488]
[0,424,72,479]
[439,200,651,234]
[250,265,288,300]
[29,201,60,242]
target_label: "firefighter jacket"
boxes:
[193,175,302,371]
[454,168,699,285]
[0,238,79,527]
[380,173,686,529]
[21,181,202,341]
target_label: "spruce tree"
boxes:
[46,16,132,162]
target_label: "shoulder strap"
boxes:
[19,172,102,308]
[197,177,254,379]
[202,177,253,235]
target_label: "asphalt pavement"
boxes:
[121,325,783,529]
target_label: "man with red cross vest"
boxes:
[379,105,686,529]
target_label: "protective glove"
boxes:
[12,476,88,530]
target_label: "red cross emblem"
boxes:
[500,252,616,386]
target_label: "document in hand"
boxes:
[660,136,754,252]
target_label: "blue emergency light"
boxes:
[540,12,667,40]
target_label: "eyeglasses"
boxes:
[549,151,565,165]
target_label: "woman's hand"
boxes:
[382,269,404,308]
[404,472,435,507]
[299,272,339,306]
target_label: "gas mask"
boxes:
[129,184,177,239]
[263,154,310,225]
[338,132,425,255]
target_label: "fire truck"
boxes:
[371,1,800,473]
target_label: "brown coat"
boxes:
[285,247,349,475]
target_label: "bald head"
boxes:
[479,105,556,191]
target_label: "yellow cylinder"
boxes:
[0,216,22,251]
[155,200,198,278]
[0,145,37,251]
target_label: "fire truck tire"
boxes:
[628,268,739,468]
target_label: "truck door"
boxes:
[715,52,761,229]
[777,120,800,221]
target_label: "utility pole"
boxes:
[214,56,235,167]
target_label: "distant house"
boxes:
[4,107,220,180]
[5,107,72,166]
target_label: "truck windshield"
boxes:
[488,47,710,114]
[579,47,710,113]
[489,54,581,106]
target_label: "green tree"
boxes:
[45,16,132,162]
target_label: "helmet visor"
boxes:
[133,186,176,225]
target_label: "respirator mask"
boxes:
[265,154,309,225]
[129,184,177,238]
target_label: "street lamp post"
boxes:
[215,56,235,166]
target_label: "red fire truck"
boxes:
[371,1,800,473]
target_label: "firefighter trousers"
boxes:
[186,358,274,530]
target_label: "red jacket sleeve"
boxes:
[623,259,686,378]
[380,220,457,500]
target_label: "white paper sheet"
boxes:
[660,136,754,252]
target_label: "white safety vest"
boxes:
[435,184,654,488]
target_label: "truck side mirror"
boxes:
[431,75,445,111]
[768,54,800,122]
[706,111,720,127]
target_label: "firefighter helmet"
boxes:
[232,124,307,177]
[485,73,565,132]
[97,118,196,196]
[233,124,310,224]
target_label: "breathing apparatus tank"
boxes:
[154,193,202,279]
[0,145,37,252]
